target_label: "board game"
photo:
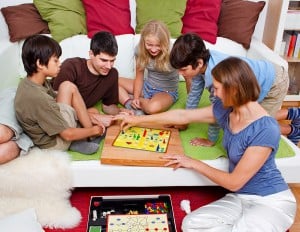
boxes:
[113,127,171,153]
[101,123,184,167]
[107,214,169,232]
[87,195,176,232]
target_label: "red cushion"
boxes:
[82,0,134,38]
[181,0,222,44]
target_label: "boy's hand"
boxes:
[93,124,106,136]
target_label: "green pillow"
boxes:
[135,0,187,38]
[33,0,87,42]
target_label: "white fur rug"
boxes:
[0,148,81,229]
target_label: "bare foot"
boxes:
[190,137,214,147]
[89,113,113,127]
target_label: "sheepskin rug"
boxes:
[0,148,81,229]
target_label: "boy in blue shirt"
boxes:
[171,33,289,146]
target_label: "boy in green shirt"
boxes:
[15,35,105,154]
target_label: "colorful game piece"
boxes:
[92,210,97,221]
[145,202,168,214]
[93,201,100,207]
[113,127,171,153]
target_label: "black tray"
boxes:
[87,194,177,232]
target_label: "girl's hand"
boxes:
[163,154,195,170]
[131,98,141,109]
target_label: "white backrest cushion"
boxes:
[129,0,136,30]
[206,37,247,57]
[249,0,268,41]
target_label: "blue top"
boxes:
[213,99,288,196]
[186,50,276,109]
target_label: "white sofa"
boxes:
[1,0,300,187]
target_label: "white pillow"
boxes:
[0,208,44,232]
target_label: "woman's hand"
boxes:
[113,114,138,131]
[163,154,195,170]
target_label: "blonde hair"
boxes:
[137,20,171,72]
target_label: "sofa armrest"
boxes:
[247,38,288,71]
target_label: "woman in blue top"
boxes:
[114,57,296,231]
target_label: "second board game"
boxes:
[87,194,177,232]
[113,127,171,153]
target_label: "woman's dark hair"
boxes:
[212,57,260,107]
[22,35,61,76]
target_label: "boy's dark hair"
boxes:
[90,31,118,56]
[22,35,62,76]
[170,33,210,69]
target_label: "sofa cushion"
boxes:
[217,0,265,49]
[33,0,87,42]
[1,3,50,42]
[82,0,134,38]
[135,0,187,38]
[206,37,247,57]
[181,0,222,44]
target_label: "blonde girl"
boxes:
[119,20,179,115]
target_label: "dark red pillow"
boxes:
[1,3,50,42]
[82,0,134,38]
[181,0,222,44]
[217,0,265,49]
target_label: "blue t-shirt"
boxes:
[213,99,288,196]
[205,50,275,102]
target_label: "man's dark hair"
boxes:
[22,35,62,76]
[170,33,210,69]
[90,31,118,56]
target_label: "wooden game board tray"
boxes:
[87,194,177,232]
[101,123,184,167]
